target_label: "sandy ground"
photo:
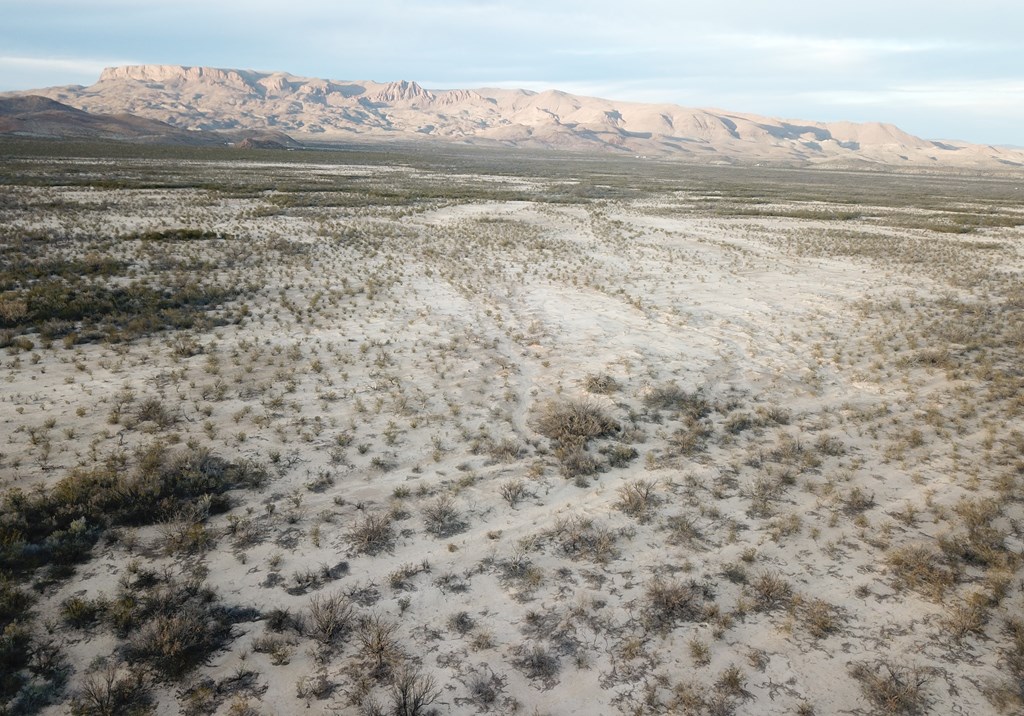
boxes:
[2,156,1022,715]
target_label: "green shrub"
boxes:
[0,445,266,575]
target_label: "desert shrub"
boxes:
[287,562,349,596]
[485,438,525,463]
[0,619,33,706]
[60,595,103,629]
[550,514,618,563]
[842,486,875,515]
[665,514,702,545]
[465,668,503,708]
[69,661,152,716]
[389,666,441,716]
[123,602,233,679]
[133,397,178,429]
[849,660,932,715]
[749,570,793,611]
[723,411,756,434]
[134,229,225,242]
[601,443,638,467]
[584,373,620,394]
[114,577,244,679]
[347,513,395,555]
[988,618,1024,709]
[801,598,840,639]
[667,418,714,455]
[356,614,401,680]
[554,445,602,480]
[643,385,710,419]
[422,495,467,538]
[714,664,747,698]
[616,478,660,521]
[939,498,1009,568]
[295,670,333,701]
[513,645,560,684]
[178,669,262,716]
[447,611,475,635]
[535,399,619,446]
[264,607,303,634]
[885,544,957,600]
[757,405,791,425]
[305,592,354,647]
[644,577,710,632]
[251,633,295,661]
[499,479,528,507]
[814,434,846,456]
[0,275,238,344]
[0,445,266,575]
[943,596,989,640]
[0,578,33,629]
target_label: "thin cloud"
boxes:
[0,55,137,89]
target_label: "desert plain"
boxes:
[1,140,1022,715]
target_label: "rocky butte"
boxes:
[6,64,1024,168]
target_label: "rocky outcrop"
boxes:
[6,65,1022,168]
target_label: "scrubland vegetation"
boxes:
[0,139,1022,714]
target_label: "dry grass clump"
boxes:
[90,572,249,680]
[70,661,152,716]
[549,514,618,563]
[535,398,619,446]
[484,437,526,463]
[584,373,620,394]
[940,497,1011,568]
[885,544,957,600]
[499,479,529,507]
[643,577,711,633]
[421,495,467,538]
[305,592,354,649]
[1,443,266,575]
[667,418,714,456]
[553,445,603,481]
[615,478,660,521]
[986,618,1024,711]
[348,513,395,555]
[849,660,932,715]
[512,644,561,686]
[643,384,710,419]
[748,570,793,612]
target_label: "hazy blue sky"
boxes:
[2,1,1022,145]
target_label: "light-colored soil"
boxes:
[1,151,1022,715]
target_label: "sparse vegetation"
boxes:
[0,141,1019,715]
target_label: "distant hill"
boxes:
[4,64,1023,168]
[0,94,303,149]
[0,94,214,144]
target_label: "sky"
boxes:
[2,1,1022,146]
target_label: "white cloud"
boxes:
[805,80,1024,111]
[0,55,137,89]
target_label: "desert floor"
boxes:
[1,143,1022,715]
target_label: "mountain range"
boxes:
[4,64,1023,168]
